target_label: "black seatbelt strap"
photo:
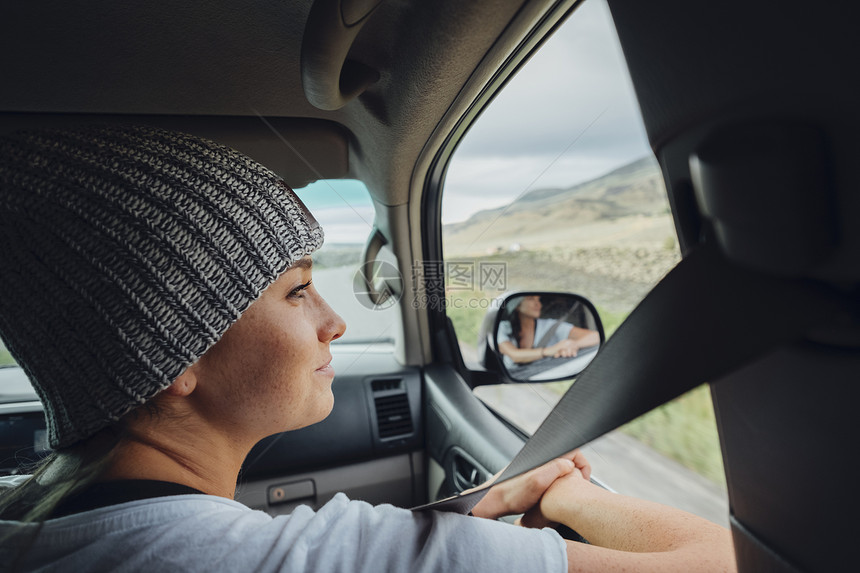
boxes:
[414,244,846,514]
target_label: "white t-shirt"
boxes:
[0,480,566,572]
[497,318,574,368]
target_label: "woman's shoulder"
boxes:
[5,492,566,572]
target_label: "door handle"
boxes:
[452,450,488,492]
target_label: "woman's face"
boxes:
[517,295,542,319]
[190,257,346,441]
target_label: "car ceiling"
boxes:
[0,0,546,205]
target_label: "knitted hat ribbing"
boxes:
[0,124,324,449]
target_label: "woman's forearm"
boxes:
[569,327,600,349]
[498,341,548,364]
[542,475,735,570]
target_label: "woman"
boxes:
[498,295,601,367]
[0,125,734,572]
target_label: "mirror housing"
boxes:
[478,292,604,383]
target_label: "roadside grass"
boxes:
[446,290,489,349]
[448,296,726,488]
[0,340,14,367]
[594,306,627,338]
[621,384,726,486]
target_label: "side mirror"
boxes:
[479,292,604,383]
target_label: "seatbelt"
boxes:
[414,244,846,514]
[535,302,580,349]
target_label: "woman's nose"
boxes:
[329,310,347,342]
[318,296,346,342]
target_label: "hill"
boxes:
[443,156,672,256]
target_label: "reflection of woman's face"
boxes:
[516,295,542,319]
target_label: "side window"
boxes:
[441,0,727,524]
[295,180,399,347]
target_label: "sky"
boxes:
[442,0,650,224]
[297,0,652,242]
[296,179,375,244]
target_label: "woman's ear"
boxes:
[164,364,199,397]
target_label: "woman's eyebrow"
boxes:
[292,258,314,270]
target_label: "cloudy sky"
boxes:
[299,0,651,241]
[442,0,650,224]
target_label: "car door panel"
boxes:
[424,364,524,500]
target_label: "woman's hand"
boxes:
[470,449,591,520]
[546,339,580,358]
[517,465,592,529]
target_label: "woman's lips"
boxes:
[316,359,334,376]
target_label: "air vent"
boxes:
[374,394,413,439]
[371,378,402,392]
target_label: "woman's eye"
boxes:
[288,280,312,299]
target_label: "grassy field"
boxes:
[594,306,627,339]
[621,384,725,485]
[0,339,14,367]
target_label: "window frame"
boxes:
[420,0,582,389]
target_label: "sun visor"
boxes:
[0,113,350,188]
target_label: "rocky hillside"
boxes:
[443,156,671,256]
[443,156,681,313]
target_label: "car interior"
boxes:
[1,0,858,571]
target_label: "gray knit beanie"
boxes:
[0,124,324,449]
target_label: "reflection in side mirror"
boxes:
[490,292,604,383]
